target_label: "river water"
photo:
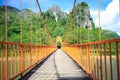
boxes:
[94,58,120,80]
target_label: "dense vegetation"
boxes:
[0,2,119,45]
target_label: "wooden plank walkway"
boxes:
[22,49,92,80]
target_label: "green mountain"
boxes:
[72,2,95,29]
[0,3,119,45]
[65,2,119,44]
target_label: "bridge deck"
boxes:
[23,49,92,80]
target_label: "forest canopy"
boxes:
[0,2,119,45]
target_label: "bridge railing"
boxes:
[63,38,120,80]
[0,42,56,80]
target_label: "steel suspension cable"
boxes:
[88,19,90,42]
[30,0,33,43]
[74,7,76,44]
[63,0,77,44]
[20,0,22,43]
[63,13,72,44]
[119,0,120,15]
[75,2,78,44]
[87,0,90,42]
[35,2,38,44]
[98,0,101,41]
[5,0,8,42]
[74,3,77,44]
[36,0,54,45]
[79,2,82,43]
[5,1,8,80]
[36,0,44,45]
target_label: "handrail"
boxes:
[66,38,120,46]
[0,42,56,47]
[0,42,56,80]
[63,38,120,80]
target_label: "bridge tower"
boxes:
[56,36,62,48]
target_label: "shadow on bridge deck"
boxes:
[21,49,93,80]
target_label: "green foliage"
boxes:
[57,42,61,48]
[0,4,119,45]
[66,27,119,44]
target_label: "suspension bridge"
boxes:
[0,0,120,80]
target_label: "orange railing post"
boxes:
[116,42,120,80]
[0,42,56,80]
[104,43,108,80]
[87,44,90,72]
[62,38,120,80]
[30,46,32,66]
[109,42,113,80]
[100,44,103,80]
[20,45,23,77]
[5,44,8,80]
[0,39,120,80]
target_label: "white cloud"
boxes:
[90,0,120,36]
[90,10,98,23]
[63,10,69,14]
[29,8,39,12]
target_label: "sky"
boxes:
[0,0,120,36]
